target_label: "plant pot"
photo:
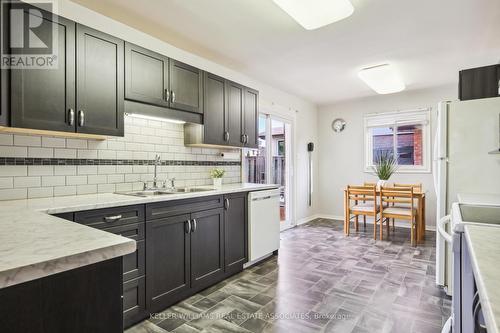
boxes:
[377,179,388,190]
[213,178,222,188]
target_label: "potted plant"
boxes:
[210,168,225,188]
[372,151,398,189]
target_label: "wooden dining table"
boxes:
[343,188,426,242]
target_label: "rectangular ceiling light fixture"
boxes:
[358,64,406,94]
[273,0,354,30]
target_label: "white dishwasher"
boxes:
[247,189,281,263]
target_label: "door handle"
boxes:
[191,219,197,233]
[171,90,176,103]
[224,198,230,210]
[165,89,170,102]
[185,220,191,234]
[78,110,85,127]
[68,109,75,126]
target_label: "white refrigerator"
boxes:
[434,97,500,292]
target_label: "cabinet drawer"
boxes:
[75,205,144,229]
[123,240,145,282]
[146,195,223,220]
[123,276,147,328]
[104,222,145,241]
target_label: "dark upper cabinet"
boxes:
[203,72,227,146]
[243,87,259,149]
[125,43,169,108]
[9,8,76,132]
[459,65,500,101]
[190,208,224,289]
[224,193,247,274]
[226,81,244,147]
[76,25,124,136]
[169,60,203,114]
[146,214,191,312]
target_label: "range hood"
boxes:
[489,113,500,154]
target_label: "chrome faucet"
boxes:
[152,154,161,189]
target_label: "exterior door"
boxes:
[10,9,75,132]
[76,24,124,136]
[125,42,169,108]
[146,214,191,312]
[190,208,224,289]
[169,60,202,114]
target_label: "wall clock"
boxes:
[332,118,346,133]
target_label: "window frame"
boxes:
[364,108,431,173]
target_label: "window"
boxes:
[365,109,431,173]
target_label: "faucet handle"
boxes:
[142,181,148,190]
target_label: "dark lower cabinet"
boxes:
[146,214,191,312]
[76,25,124,136]
[123,276,147,328]
[190,208,224,289]
[0,258,123,333]
[459,64,500,101]
[224,193,247,274]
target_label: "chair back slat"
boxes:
[347,185,376,202]
[380,186,414,206]
[393,183,422,192]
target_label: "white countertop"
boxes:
[0,183,277,289]
[458,193,500,206]
[465,225,500,333]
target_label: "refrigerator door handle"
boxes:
[438,215,453,244]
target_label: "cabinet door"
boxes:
[226,81,244,147]
[224,193,247,274]
[203,72,226,146]
[10,9,75,132]
[76,25,124,136]
[190,208,224,289]
[146,214,191,312]
[169,60,203,114]
[459,65,500,101]
[125,43,169,108]
[243,87,259,149]
[123,276,147,328]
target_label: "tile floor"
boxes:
[126,219,450,333]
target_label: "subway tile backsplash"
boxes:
[0,115,241,200]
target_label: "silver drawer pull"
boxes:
[104,214,122,222]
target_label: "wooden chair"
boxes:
[393,183,422,192]
[390,183,422,230]
[345,185,378,239]
[379,187,417,246]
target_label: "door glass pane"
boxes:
[271,119,287,223]
[372,127,394,163]
[396,124,423,165]
[244,115,267,184]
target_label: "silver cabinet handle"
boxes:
[185,220,191,234]
[171,90,176,103]
[245,134,248,144]
[192,219,197,233]
[224,198,230,210]
[224,131,229,142]
[165,89,170,102]
[78,110,85,127]
[68,109,75,126]
[104,214,122,222]
[241,134,246,144]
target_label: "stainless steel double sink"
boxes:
[116,187,213,197]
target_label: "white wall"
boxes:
[48,1,319,222]
[317,85,457,227]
